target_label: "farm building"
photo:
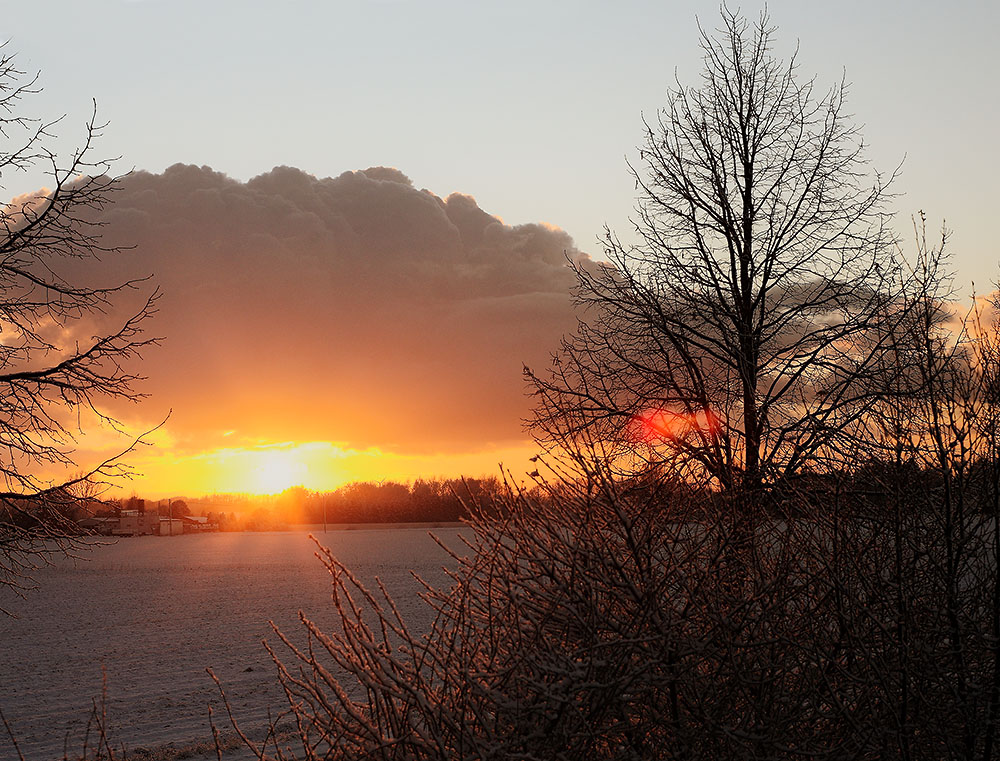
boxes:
[159,518,185,536]
[180,515,219,532]
[77,516,119,536]
[115,509,159,536]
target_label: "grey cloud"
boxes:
[92,164,585,454]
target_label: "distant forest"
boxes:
[115,476,506,530]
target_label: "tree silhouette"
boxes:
[0,46,157,596]
[528,8,911,494]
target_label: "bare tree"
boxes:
[528,8,907,494]
[0,46,157,597]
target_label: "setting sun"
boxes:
[251,449,305,494]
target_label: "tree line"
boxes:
[99,476,506,531]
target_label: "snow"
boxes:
[0,528,462,760]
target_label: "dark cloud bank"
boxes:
[97,164,587,455]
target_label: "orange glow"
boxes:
[107,438,541,499]
[630,407,718,443]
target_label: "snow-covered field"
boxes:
[0,527,463,760]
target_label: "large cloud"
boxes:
[89,164,585,457]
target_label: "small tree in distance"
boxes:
[0,45,157,597]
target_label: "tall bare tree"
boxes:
[528,8,907,493]
[0,47,157,597]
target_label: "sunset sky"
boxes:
[3,0,997,497]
